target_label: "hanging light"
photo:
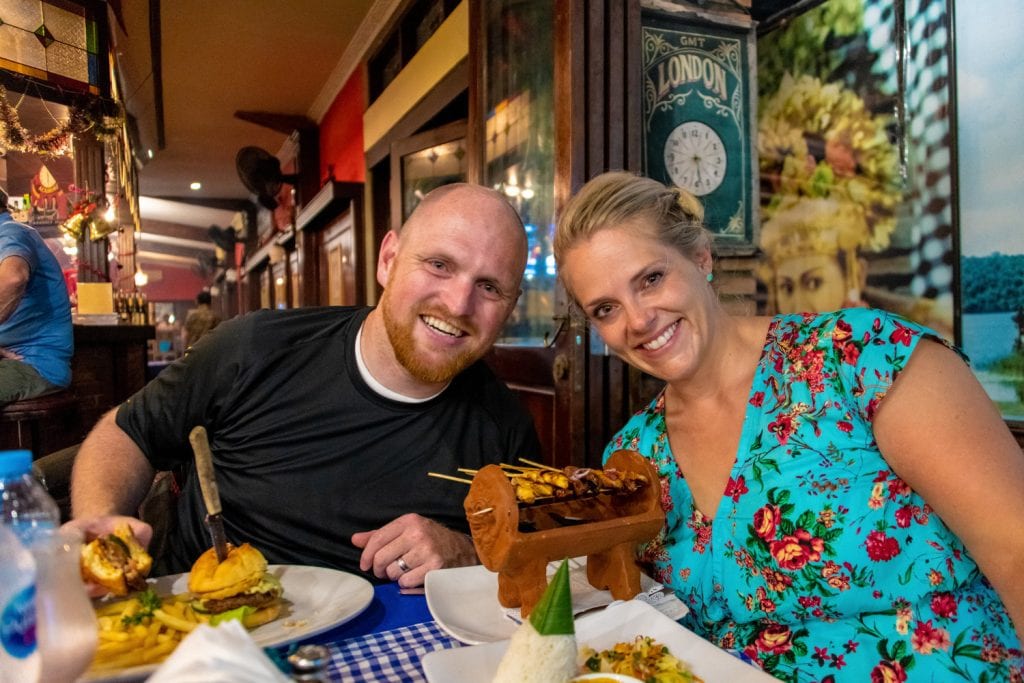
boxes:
[134,268,149,287]
[61,232,78,257]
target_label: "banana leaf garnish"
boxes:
[528,559,574,636]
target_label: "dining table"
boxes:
[270,580,463,683]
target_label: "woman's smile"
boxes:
[639,320,679,351]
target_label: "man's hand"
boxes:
[0,347,23,360]
[351,513,478,588]
[63,515,153,597]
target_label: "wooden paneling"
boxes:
[295,181,365,307]
[1012,423,1024,451]
[71,325,153,432]
[485,345,557,465]
[552,0,644,467]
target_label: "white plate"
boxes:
[425,563,522,644]
[80,564,374,682]
[422,600,780,682]
[425,559,682,645]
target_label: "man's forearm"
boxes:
[0,255,29,323]
[71,409,156,518]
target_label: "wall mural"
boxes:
[755,0,955,342]
[955,0,1024,421]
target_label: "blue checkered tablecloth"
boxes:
[320,620,463,682]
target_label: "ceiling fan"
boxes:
[235,146,299,210]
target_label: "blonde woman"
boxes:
[554,171,1023,681]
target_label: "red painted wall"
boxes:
[137,263,209,302]
[319,69,366,185]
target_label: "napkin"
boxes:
[146,621,291,683]
[501,557,689,623]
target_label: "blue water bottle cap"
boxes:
[0,449,33,478]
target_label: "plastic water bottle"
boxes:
[0,523,40,683]
[0,450,60,546]
[1,449,61,683]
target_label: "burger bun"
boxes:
[188,543,266,599]
[187,543,284,629]
[79,524,153,596]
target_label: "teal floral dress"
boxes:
[604,309,1022,682]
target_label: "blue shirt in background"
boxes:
[0,213,73,387]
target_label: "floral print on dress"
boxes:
[605,309,1022,681]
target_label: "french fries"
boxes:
[90,590,210,672]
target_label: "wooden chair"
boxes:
[0,390,80,454]
[34,443,180,567]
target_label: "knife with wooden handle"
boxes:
[189,425,229,562]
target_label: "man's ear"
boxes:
[376,230,400,288]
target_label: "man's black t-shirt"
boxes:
[117,306,541,576]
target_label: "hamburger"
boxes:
[187,543,283,628]
[80,523,154,596]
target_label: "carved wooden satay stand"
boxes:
[464,450,665,617]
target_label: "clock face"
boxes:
[663,121,727,196]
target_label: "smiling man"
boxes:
[68,184,541,589]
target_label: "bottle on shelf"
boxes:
[117,291,130,324]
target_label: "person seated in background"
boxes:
[182,289,221,348]
[0,187,73,405]
[553,171,1023,681]
[67,183,541,589]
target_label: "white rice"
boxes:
[492,621,578,683]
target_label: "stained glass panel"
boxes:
[0,0,98,93]
[482,0,556,346]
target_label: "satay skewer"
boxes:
[518,457,563,473]
[427,472,474,485]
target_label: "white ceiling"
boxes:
[137,196,236,228]
[103,0,404,270]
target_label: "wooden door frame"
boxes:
[294,181,365,306]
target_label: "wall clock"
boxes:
[641,12,758,252]
[664,120,727,196]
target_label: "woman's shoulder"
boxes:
[603,390,667,457]
[768,308,940,344]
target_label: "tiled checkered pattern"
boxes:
[326,621,463,683]
[864,0,954,300]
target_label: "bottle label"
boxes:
[1,584,37,659]
[12,520,57,548]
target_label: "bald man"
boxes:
[68,184,540,588]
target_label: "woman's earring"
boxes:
[706,273,714,283]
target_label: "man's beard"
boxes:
[380,292,480,384]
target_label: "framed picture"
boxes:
[389,120,467,231]
[641,12,758,252]
[955,0,1024,424]
[754,0,956,345]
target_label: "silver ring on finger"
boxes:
[396,556,410,573]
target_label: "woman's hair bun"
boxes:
[673,187,705,223]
